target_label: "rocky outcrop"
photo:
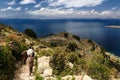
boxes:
[36,55,93,80]
[37,56,53,77]
[83,75,92,80]
[66,62,74,69]
[42,74,92,80]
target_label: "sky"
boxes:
[0,0,120,19]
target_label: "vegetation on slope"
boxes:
[40,32,120,80]
[0,24,32,80]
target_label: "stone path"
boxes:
[14,58,35,80]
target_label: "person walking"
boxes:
[27,47,34,57]
[27,47,34,76]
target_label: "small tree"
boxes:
[66,42,78,52]
[63,32,69,38]
[72,35,80,41]
[24,28,37,38]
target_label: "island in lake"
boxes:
[106,26,120,28]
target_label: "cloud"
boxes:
[20,0,36,5]
[25,8,29,10]
[0,6,21,11]
[34,3,41,8]
[48,0,105,8]
[8,0,16,5]
[26,8,120,19]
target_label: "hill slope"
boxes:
[0,24,120,80]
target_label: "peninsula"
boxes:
[106,26,120,28]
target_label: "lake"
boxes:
[0,19,120,56]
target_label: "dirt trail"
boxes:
[14,58,35,80]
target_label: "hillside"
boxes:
[0,24,120,80]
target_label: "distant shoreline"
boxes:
[106,26,120,28]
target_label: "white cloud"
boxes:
[8,0,16,5]
[26,8,120,19]
[100,11,112,16]
[49,0,105,8]
[0,6,21,11]
[25,8,29,10]
[20,0,36,5]
[15,7,22,11]
[34,3,41,8]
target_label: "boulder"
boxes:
[44,77,56,80]
[83,75,92,80]
[74,75,82,80]
[37,56,52,76]
[43,68,53,77]
[66,62,74,69]
[38,56,50,69]
[62,75,73,80]
[38,61,50,69]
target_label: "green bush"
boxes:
[67,52,79,64]
[24,28,37,38]
[92,54,105,64]
[88,63,110,80]
[8,40,27,61]
[50,52,67,75]
[72,35,80,41]
[56,76,62,80]
[66,42,78,52]
[35,74,44,80]
[39,50,54,56]
[0,46,15,80]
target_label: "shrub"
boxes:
[88,63,110,80]
[50,42,57,47]
[8,40,27,61]
[92,54,105,64]
[66,42,78,52]
[35,74,44,80]
[39,50,54,56]
[72,35,80,41]
[56,76,62,80]
[0,46,15,80]
[63,32,69,38]
[24,28,37,38]
[50,52,67,75]
[67,52,79,64]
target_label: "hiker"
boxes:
[27,47,34,57]
[27,47,34,76]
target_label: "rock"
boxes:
[43,68,53,77]
[44,77,56,80]
[37,56,52,76]
[74,75,83,80]
[62,75,73,80]
[25,39,31,44]
[83,75,92,80]
[38,56,50,68]
[66,62,74,69]
[38,61,50,68]
[37,68,44,74]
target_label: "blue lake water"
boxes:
[0,19,120,56]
